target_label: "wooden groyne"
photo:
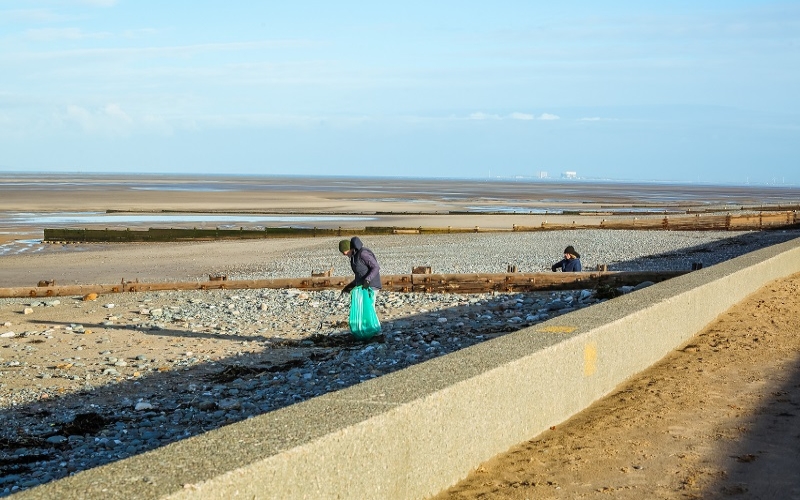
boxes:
[42,211,798,243]
[535,211,799,231]
[0,270,689,299]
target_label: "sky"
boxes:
[1,1,799,185]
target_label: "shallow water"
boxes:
[0,239,45,256]
[1,212,377,226]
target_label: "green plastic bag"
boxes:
[349,287,381,340]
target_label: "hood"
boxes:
[350,236,364,251]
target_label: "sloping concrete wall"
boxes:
[16,236,800,500]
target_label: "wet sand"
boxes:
[2,173,798,245]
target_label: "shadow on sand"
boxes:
[702,358,800,497]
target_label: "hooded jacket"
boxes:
[552,247,582,272]
[345,236,382,290]
[552,257,582,272]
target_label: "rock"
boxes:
[23,308,34,315]
[217,399,241,410]
[82,293,98,301]
[633,281,655,291]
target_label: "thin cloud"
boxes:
[60,103,133,136]
[103,103,132,123]
[4,39,318,62]
[25,27,112,42]
[0,9,67,23]
[539,113,560,120]
[509,112,534,120]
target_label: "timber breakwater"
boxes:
[42,210,799,243]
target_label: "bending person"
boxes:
[339,237,382,293]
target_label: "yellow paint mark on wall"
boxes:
[584,343,597,377]
[536,325,577,334]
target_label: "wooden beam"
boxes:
[0,271,689,299]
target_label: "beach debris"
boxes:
[412,266,432,274]
[209,274,227,281]
[60,412,107,436]
[23,307,34,315]
[83,292,99,301]
[595,283,623,299]
[311,267,333,277]
[37,279,55,287]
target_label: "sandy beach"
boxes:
[1,175,799,498]
[434,270,800,499]
[3,174,799,246]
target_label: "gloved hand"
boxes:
[342,283,354,294]
[551,265,558,272]
[362,279,371,289]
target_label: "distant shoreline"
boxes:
[1,173,798,245]
[1,170,797,188]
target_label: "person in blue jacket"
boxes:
[552,245,582,272]
[339,237,382,293]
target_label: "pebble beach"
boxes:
[2,228,800,495]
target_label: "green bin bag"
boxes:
[349,287,381,340]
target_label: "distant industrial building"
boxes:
[562,171,577,179]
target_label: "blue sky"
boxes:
[1,1,798,184]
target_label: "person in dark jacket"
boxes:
[552,245,582,272]
[339,237,382,293]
